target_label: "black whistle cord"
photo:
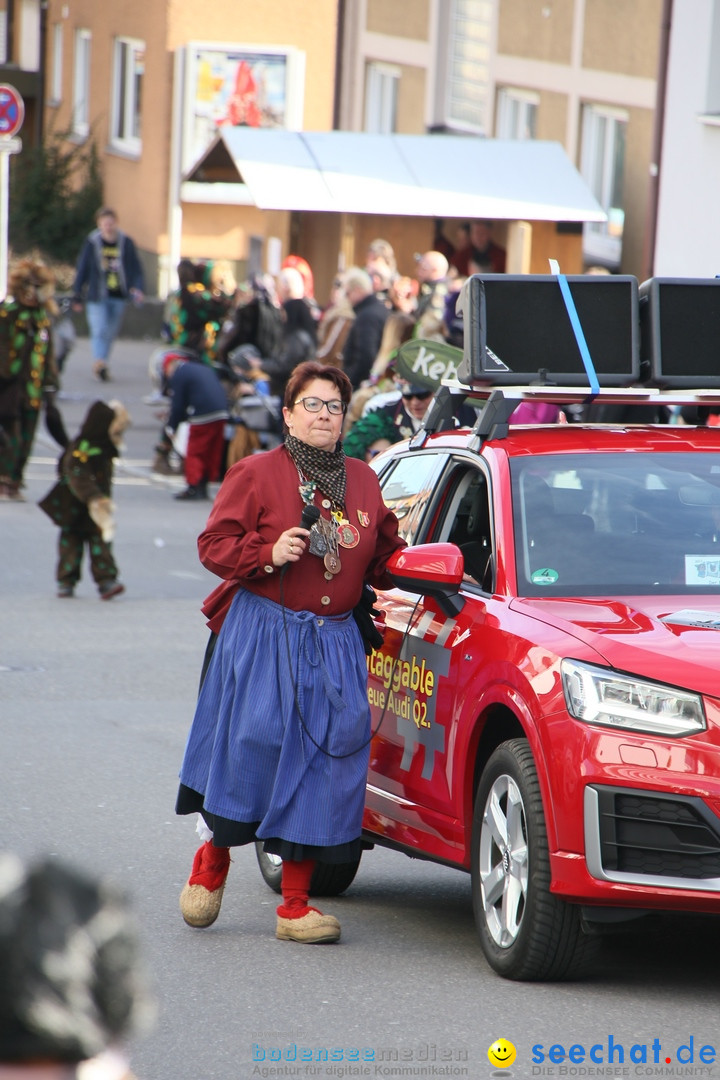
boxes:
[279,546,422,759]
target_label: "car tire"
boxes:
[254,842,362,897]
[471,738,597,981]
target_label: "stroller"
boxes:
[224,344,283,463]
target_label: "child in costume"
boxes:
[38,399,130,599]
[0,258,60,501]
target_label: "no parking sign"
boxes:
[0,83,24,138]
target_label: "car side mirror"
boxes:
[386,543,466,616]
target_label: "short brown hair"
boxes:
[95,207,118,223]
[284,361,352,410]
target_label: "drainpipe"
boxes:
[332,0,345,130]
[331,0,346,274]
[36,0,49,143]
[5,0,15,63]
[642,0,673,281]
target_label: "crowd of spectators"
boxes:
[145,221,508,478]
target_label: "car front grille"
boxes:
[594,787,720,880]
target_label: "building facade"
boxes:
[0,0,45,144]
[30,0,669,298]
[41,0,339,295]
[653,0,720,277]
[493,0,663,276]
[341,0,664,278]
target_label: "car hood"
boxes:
[510,595,720,698]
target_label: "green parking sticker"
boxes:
[531,567,559,585]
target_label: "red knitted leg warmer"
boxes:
[187,841,231,892]
[276,858,316,919]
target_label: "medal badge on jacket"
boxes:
[308,516,342,575]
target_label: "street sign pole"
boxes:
[0,84,25,299]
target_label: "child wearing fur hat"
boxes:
[0,853,153,1077]
[38,399,130,599]
[0,258,60,501]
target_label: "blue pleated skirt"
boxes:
[178,589,371,852]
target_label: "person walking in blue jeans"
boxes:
[72,207,145,382]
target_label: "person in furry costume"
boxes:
[165,259,236,365]
[38,399,130,599]
[0,852,154,1077]
[0,258,61,501]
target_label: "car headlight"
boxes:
[561,659,706,737]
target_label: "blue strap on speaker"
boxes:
[550,260,600,395]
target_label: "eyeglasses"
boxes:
[294,396,347,415]
[402,391,432,402]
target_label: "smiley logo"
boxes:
[488,1038,516,1069]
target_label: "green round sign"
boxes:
[395,338,464,390]
[531,568,560,585]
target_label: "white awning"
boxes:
[182,129,606,222]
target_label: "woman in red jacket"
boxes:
[176,361,405,943]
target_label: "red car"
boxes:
[361,402,720,981]
[254,398,720,980]
[256,275,720,980]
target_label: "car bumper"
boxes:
[548,783,720,911]
[544,717,720,910]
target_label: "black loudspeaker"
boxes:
[639,277,720,388]
[459,274,641,387]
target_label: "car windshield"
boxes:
[511,452,720,596]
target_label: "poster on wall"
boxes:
[182,42,305,171]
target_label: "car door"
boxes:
[365,452,496,866]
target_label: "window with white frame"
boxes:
[439,0,493,135]
[72,28,91,137]
[112,37,144,153]
[0,10,8,64]
[704,0,720,115]
[50,23,63,105]
[19,0,40,69]
[364,62,399,134]
[496,88,538,139]
[580,104,627,267]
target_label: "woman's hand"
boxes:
[272,528,311,567]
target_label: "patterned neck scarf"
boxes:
[284,433,347,508]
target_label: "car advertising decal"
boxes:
[367,635,451,779]
[685,555,720,585]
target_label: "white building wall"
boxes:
[654,0,720,277]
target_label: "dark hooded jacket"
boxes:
[259,298,317,396]
[38,401,118,529]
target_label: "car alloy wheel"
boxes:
[479,770,528,948]
[471,739,596,980]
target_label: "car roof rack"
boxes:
[403,273,720,450]
[408,382,720,451]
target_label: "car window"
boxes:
[379,452,447,544]
[511,452,720,596]
[429,463,494,591]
